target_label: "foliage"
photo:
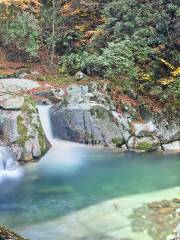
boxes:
[1,11,40,57]
[0,0,179,107]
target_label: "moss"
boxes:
[137,141,157,151]
[16,115,30,146]
[90,107,106,119]
[37,74,76,85]
[16,97,36,146]
[35,123,47,155]
[112,138,124,147]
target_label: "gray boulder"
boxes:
[50,85,124,147]
[0,96,49,162]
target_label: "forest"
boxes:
[0,0,179,111]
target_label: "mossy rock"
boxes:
[137,141,158,151]
[112,138,124,147]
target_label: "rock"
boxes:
[128,136,160,152]
[148,202,161,209]
[162,141,180,152]
[74,71,86,81]
[49,85,124,147]
[19,72,28,78]
[48,82,180,152]
[132,121,156,137]
[139,104,153,122]
[152,112,180,144]
[158,207,175,214]
[0,78,40,93]
[0,226,28,240]
[0,94,24,110]
[173,198,180,203]
[0,96,49,162]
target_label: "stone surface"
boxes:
[0,94,24,110]
[74,71,86,81]
[0,78,40,92]
[0,95,48,162]
[48,83,180,152]
[16,187,180,240]
[50,85,124,147]
[0,226,28,240]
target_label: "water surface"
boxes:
[0,105,179,233]
[0,145,179,228]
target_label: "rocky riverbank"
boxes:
[0,78,179,165]
[15,187,180,240]
[47,83,180,152]
[0,226,28,240]
[0,78,49,164]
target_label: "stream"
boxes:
[0,105,180,239]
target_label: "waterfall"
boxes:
[37,104,85,149]
[0,146,22,182]
[37,104,86,170]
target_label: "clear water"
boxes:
[0,105,180,233]
[0,144,180,229]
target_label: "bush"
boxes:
[1,12,40,57]
[63,51,105,76]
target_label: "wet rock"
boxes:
[130,198,180,240]
[158,207,175,214]
[50,85,124,147]
[128,136,160,152]
[162,141,180,151]
[0,96,49,162]
[0,226,28,240]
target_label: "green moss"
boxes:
[35,123,47,155]
[137,141,157,151]
[16,96,36,146]
[90,107,106,119]
[16,115,30,146]
[112,138,124,147]
[37,74,76,85]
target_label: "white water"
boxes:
[37,105,86,171]
[0,146,22,182]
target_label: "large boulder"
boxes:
[49,83,180,152]
[0,96,49,162]
[50,85,125,148]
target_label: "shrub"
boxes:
[1,12,40,57]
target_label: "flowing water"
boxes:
[0,146,22,182]
[0,105,180,238]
